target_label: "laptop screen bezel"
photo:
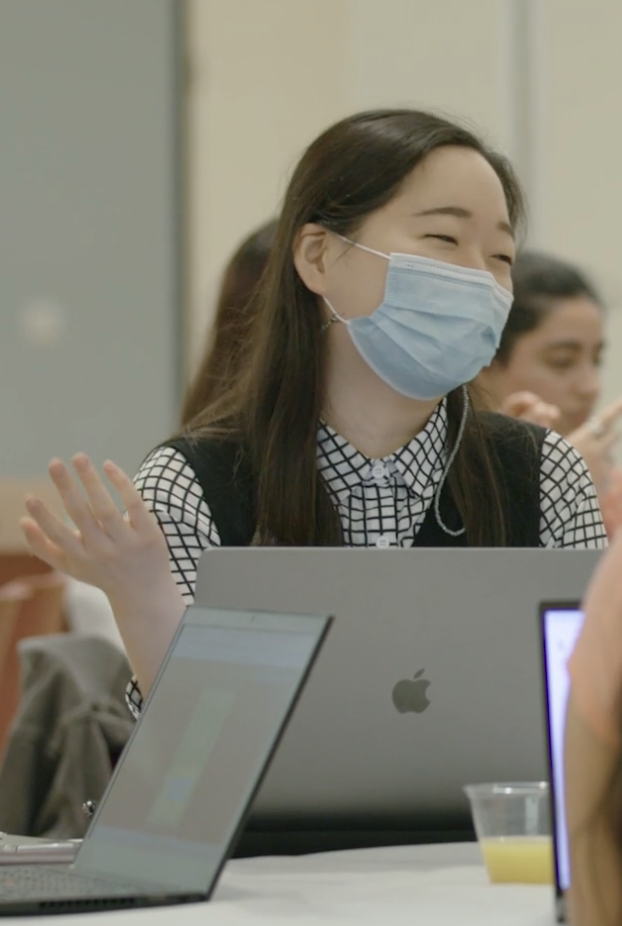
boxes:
[539,598,583,922]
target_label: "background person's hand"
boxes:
[566,396,622,495]
[500,391,561,430]
[599,469,622,539]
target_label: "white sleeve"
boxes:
[538,431,608,549]
[133,445,221,603]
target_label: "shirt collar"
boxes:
[317,400,448,501]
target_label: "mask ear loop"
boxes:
[321,297,348,333]
[320,234,390,332]
[433,385,468,537]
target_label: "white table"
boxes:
[6,843,556,925]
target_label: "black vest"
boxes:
[163,413,545,547]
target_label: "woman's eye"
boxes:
[494,254,514,266]
[548,359,575,371]
[426,234,457,244]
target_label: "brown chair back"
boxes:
[0,573,67,758]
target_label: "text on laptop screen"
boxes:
[76,609,323,891]
[543,606,585,894]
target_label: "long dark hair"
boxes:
[181,219,277,427]
[496,250,603,365]
[185,109,527,546]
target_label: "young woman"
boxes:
[477,250,622,535]
[20,109,606,705]
[181,219,276,427]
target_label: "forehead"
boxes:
[392,145,510,221]
[533,297,604,343]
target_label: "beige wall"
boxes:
[184,0,348,371]
[185,0,622,415]
[540,0,622,407]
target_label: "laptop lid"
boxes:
[195,548,600,830]
[540,601,585,923]
[74,606,331,895]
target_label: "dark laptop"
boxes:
[540,600,585,923]
[0,606,331,915]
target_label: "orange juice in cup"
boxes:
[464,783,553,885]
[479,835,553,884]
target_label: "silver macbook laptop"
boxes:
[196,548,600,834]
[541,601,584,923]
[0,605,331,915]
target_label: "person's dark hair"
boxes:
[496,250,604,365]
[185,108,527,546]
[181,219,277,427]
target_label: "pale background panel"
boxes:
[344,0,509,144]
[184,0,350,373]
[0,0,181,476]
[540,0,622,409]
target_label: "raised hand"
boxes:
[566,396,622,495]
[21,455,185,692]
[500,391,561,430]
[21,455,171,603]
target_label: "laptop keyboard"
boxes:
[0,866,148,900]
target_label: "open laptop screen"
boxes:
[541,603,585,916]
[76,607,330,892]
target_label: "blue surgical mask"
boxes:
[324,238,513,400]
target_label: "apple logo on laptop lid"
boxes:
[392,669,431,714]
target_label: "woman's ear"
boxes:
[293,224,331,295]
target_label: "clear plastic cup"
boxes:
[464,782,553,884]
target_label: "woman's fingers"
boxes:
[48,455,139,546]
[19,454,170,603]
[102,459,160,535]
[20,515,71,574]
[501,391,561,429]
[501,391,541,417]
[71,454,126,541]
[597,396,622,430]
[582,397,622,443]
[601,428,621,454]
[533,401,560,428]
[47,458,103,543]
[23,454,160,574]
[23,496,84,558]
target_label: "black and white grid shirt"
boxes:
[126,400,607,715]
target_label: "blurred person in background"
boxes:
[477,250,622,536]
[181,219,277,427]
